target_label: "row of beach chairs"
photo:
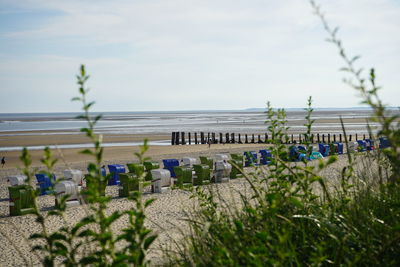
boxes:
[6,137,391,216]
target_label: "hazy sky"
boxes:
[0,0,399,113]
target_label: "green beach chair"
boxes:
[199,156,213,169]
[119,173,142,197]
[193,164,211,185]
[143,161,160,181]
[8,185,35,216]
[127,163,145,179]
[173,166,193,186]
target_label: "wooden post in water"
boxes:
[299,134,302,144]
[245,134,248,144]
[328,133,331,143]
[251,134,255,143]
[212,133,216,144]
[322,134,325,143]
[349,135,352,141]
[226,133,230,144]
[333,134,336,143]
[355,133,358,141]
[265,133,268,143]
[317,133,320,143]
[231,133,235,143]
[311,134,314,144]
[181,132,186,145]
[219,133,223,144]
[188,132,191,145]
[194,132,198,144]
[175,132,180,145]
[291,134,294,144]
[171,132,176,145]
[363,134,366,140]
[339,134,342,143]
[200,132,205,144]
[207,133,210,143]
[258,134,262,143]
[238,133,242,143]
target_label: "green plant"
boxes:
[170,2,400,265]
[24,65,157,266]
[309,0,400,182]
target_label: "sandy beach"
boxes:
[0,111,385,266]
[0,134,381,266]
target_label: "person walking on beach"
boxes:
[207,138,211,148]
[1,157,5,168]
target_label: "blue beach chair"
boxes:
[356,140,367,152]
[244,151,258,167]
[334,142,344,154]
[379,137,390,149]
[107,164,126,185]
[259,149,272,165]
[318,144,330,157]
[35,173,56,195]
[163,159,179,177]
[364,139,375,151]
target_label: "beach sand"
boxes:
[0,129,382,266]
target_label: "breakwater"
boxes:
[171,132,373,145]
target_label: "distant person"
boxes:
[207,138,211,148]
[1,157,5,168]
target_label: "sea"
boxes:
[0,108,385,151]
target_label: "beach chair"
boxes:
[215,154,229,161]
[84,174,107,197]
[8,175,27,186]
[199,156,213,169]
[182,157,197,167]
[127,163,145,179]
[364,139,375,151]
[8,185,35,216]
[193,164,211,185]
[289,146,306,161]
[329,143,338,155]
[63,169,84,186]
[348,141,358,153]
[228,155,243,179]
[118,173,142,197]
[259,149,272,165]
[297,146,307,152]
[35,173,56,195]
[310,151,323,159]
[173,166,193,186]
[151,169,171,193]
[54,180,80,207]
[318,144,330,157]
[143,161,160,181]
[334,142,344,154]
[107,164,126,185]
[214,161,231,183]
[356,140,367,152]
[244,151,258,167]
[163,159,180,178]
[379,137,390,149]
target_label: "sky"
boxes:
[0,0,399,113]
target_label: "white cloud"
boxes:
[0,0,399,112]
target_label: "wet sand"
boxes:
[0,114,379,168]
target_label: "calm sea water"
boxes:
[0,109,378,135]
[0,109,385,151]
